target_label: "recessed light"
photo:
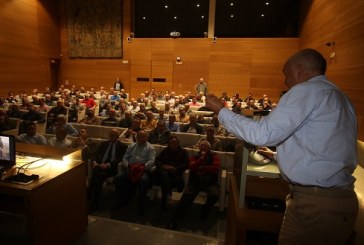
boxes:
[230,14,234,18]
[165,5,168,9]
[230,2,234,6]
[261,14,265,17]
[266,2,269,6]
[196,4,200,7]
[201,15,205,19]
[174,16,177,19]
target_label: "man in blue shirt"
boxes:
[206,49,358,244]
[113,130,156,216]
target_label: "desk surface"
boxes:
[0,143,82,192]
[16,142,80,160]
[247,161,280,178]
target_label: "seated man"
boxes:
[141,111,157,130]
[166,114,180,132]
[118,110,133,128]
[47,99,67,128]
[79,108,100,125]
[211,114,228,136]
[47,114,78,136]
[152,136,189,210]
[70,128,98,162]
[167,140,220,229]
[16,121,47,145]
[87,129,128,212]
[119,118,141,143]
[180,114,204,134]
[101,109,118,127]
[194,125,223,151]
[48,126,72,148]
[148,120,171,145]
[113,130,156,216]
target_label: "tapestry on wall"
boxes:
[65,0,122,58]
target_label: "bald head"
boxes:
[286,48,326,74]
[283,49,327,89]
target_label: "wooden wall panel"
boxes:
[300,0,364,139]
[172,62,209,96]
[0,0,60,96]
[3,0,363,139]
[130,60,151,98]
[174,39,211,62]
[209,62,251,98]
[151,61,173,94]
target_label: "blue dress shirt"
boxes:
[218,75,357,189]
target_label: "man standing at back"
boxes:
[195,77,208,96]
[206,48,358,244]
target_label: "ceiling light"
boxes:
[196,4,200,7]
[266,2,270,6]
[261,14,265,17]
[165,5,168,9]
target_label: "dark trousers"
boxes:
[172,175,219,221]
[152,169,184,210]
[87,167,114,205]
[114,171,150,211]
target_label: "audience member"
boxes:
[47,99,67,128]
[81,94,97,110]
[0,110,17,133]
[211,115,228,136]
[119,118,141,143]
[148,120,171,145]
[16,121,47,145]
[243,93,254,103]
[47,114,78,136]
[141,111,157,130]
[194,125,223,151]
[195,77,208,96]
[79,108,100,125]
[70,128,98,162]
[167,140,220,229]
[48,126,72,148]
[87,129,128,212]
[152,136,189,210]
[114,78,124,91]
[118,110,133,128]
[180,114,204,134]
[113,130,156,215]
[7,104,23,118]
[166,114,180,132]
[101,109,118,127]
[176,108,190,123]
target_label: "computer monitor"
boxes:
[0,134,16,170]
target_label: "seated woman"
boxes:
[152,136,189,210]
[167,140,220,230]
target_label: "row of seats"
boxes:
[70,122,237,151]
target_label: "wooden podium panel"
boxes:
[0,143,87,245]
[225,175,289,245]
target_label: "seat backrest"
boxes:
[171,132,202,148]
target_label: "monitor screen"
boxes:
[0,134,16,169]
